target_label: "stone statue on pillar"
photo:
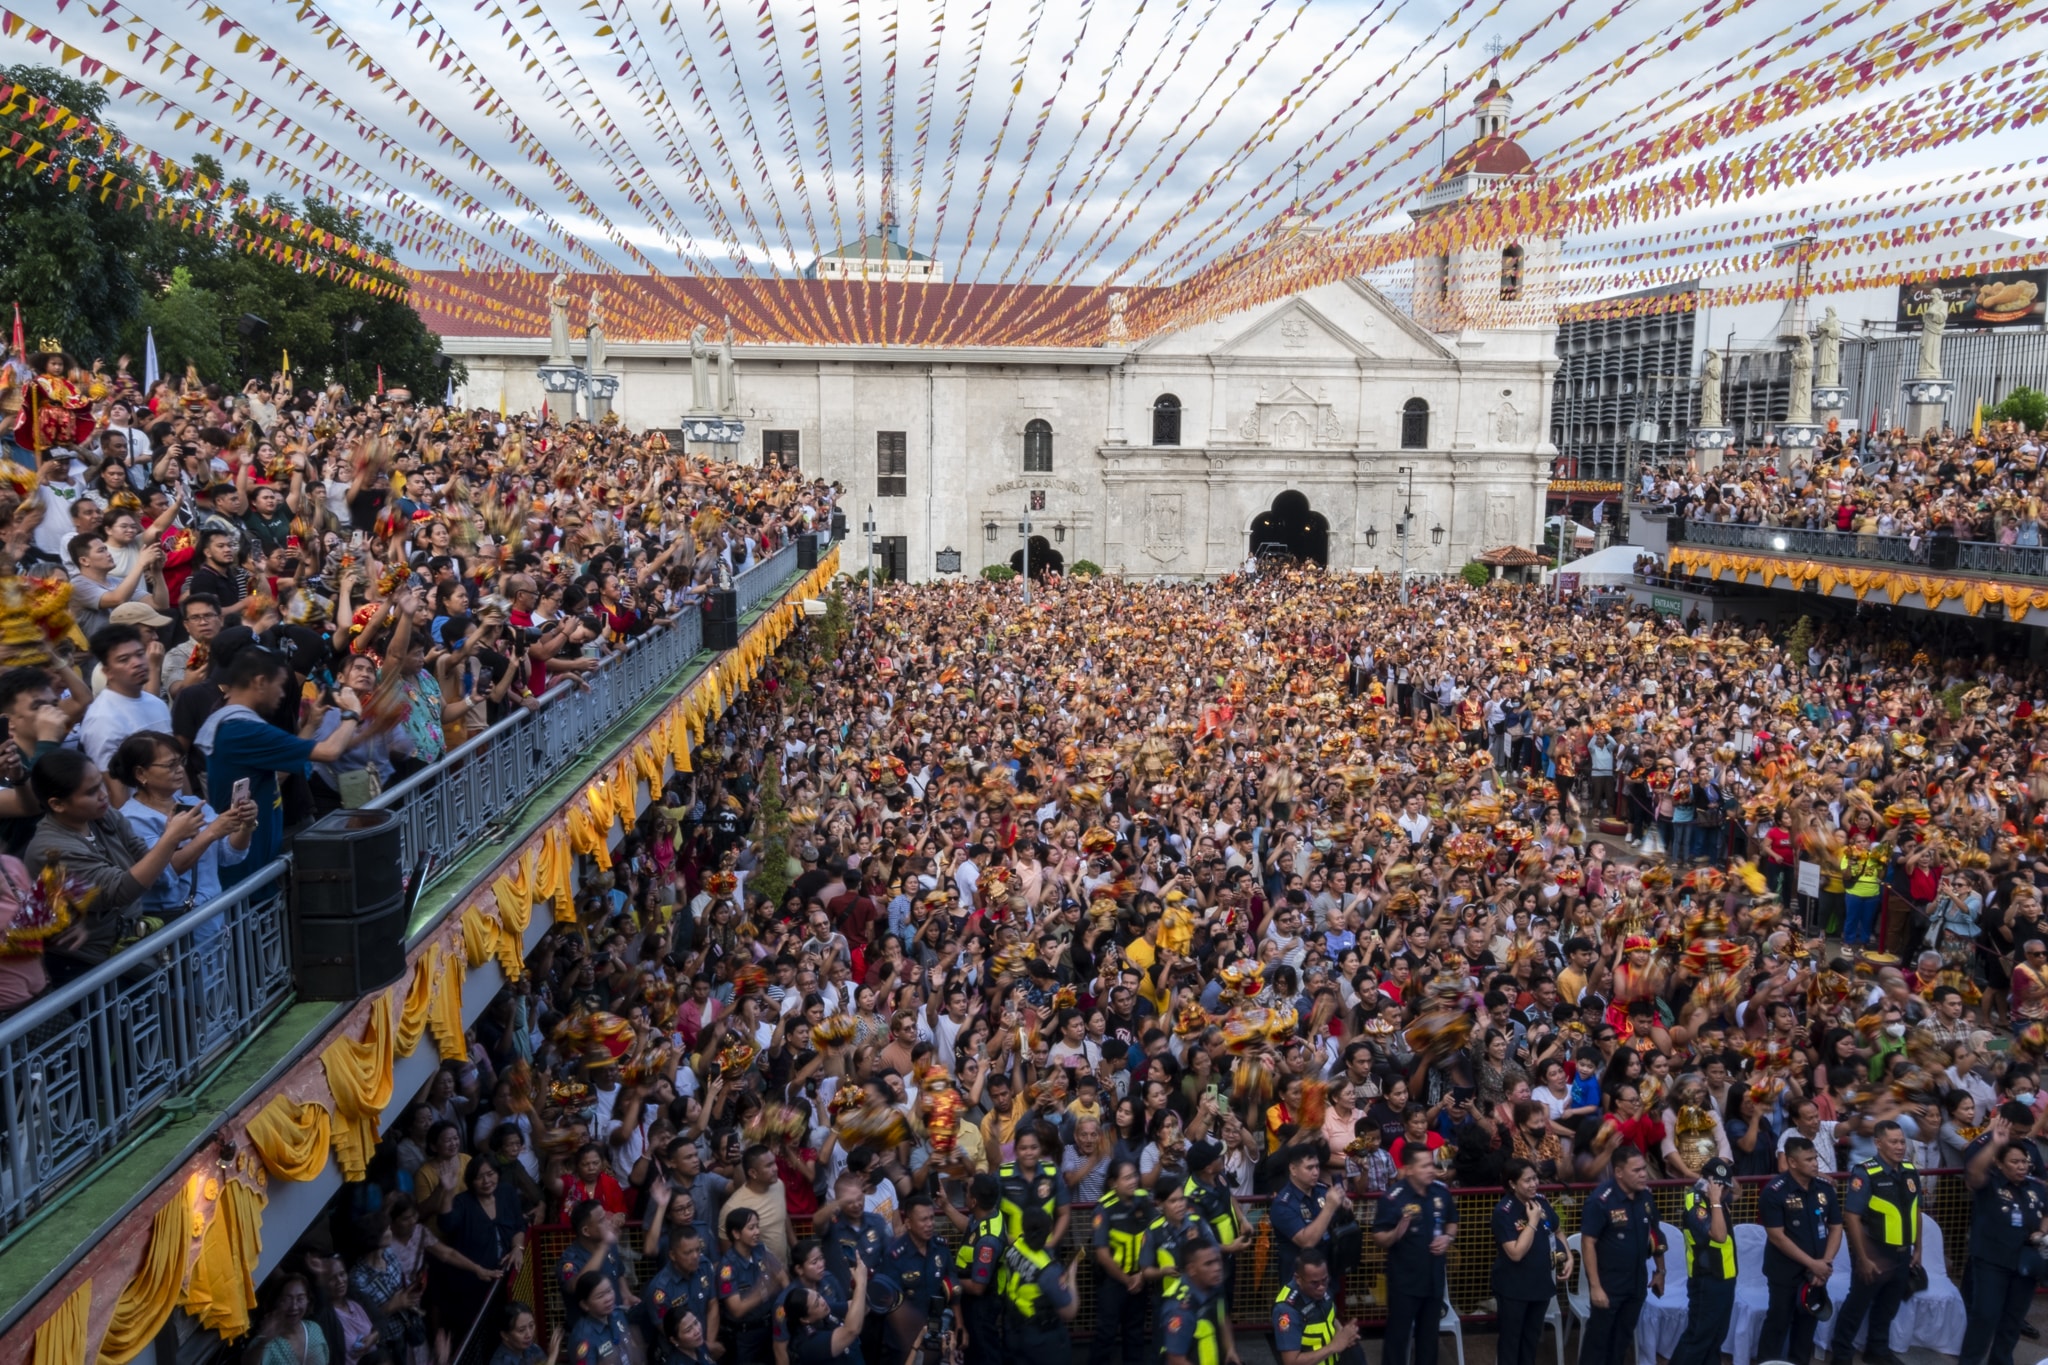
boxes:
[1815,306,1842,387]
[547,273,574,365]
[1917,288,1949,380]
[1787,334,1813,424]
[585,287,607,374]
[688,324,712,412]
[1699,350,1723,426]
[718,317,736,414]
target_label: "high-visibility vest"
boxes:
[998,1242,1056,1327]
[1184,1175,1241,1247]
[1102,1191,1160,1275]
[1681,1190,1736,1280]
[1165,1287,1225,1365]
[955,1213,1005,1274]
[1859,1160,1921,1249]
[1276,1283,1338,1353]
[998,1161,1059,1239]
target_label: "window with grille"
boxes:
[1500,245,1524,301]
[762,430,800,468]
[1023,419,1053,472]
[1400,398,1430,450]
[878,535,908,583]
[877,431,908,497]
[1152,395,1181,447]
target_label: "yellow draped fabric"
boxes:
[460,904,498,969]
[490,871,531,978]
[609,758,636,822]
[634,741,664,787]
[1667,546,2048,620]
[182,1178,267,1338]
[583,778,614,831]
[245,1094,331,1182]
[567,803,612,870]
[31,1279,89,1365]
[428,946,466,1058]
[97,1184,191,1363]
[536,826,576,921]
[322,995,395,1180]
[395,945,435,1058]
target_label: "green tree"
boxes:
[1991,386,2048,432]
[1460,560,1491,588]
[137,266,228,382]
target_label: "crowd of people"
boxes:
[219,539,2048,1365]
[1640,421,2048,548]
[0,345,836,1016]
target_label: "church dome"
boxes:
[1443,135,1536,178]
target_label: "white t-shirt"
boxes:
[1778,1122,1838,1174]
[79,687,174,769]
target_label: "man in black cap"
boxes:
[1670,1157,1737,1365]
[1757,1135,1842,1365]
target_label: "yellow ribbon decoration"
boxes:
[97,1183,191,1363]
[245,1094,332,1183]
[31,1279,89,1365]
[182,1177,267,1338]
[322,995,395,1181]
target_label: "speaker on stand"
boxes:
[290,808,411,1000]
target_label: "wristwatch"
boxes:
[337,710,362,722]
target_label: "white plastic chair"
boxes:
[1543,1294,1570,1365]
[1904,1218,1966,1354]
[1724,1223,1775,1365]
[1637,1222,1691,1364]
[1441,1288,1465,1365]
[1563,1234,1593,1355]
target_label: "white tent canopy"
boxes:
[1552,543,1648,583]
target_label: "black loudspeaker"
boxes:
[291,809,409,1000]
[797,532,819,570]
[829,509,847,538]
[702,588,738,650]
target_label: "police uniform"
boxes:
[1141,1217,1217,1365]
[1490,1193,1563,1365]
[775,1273,852,1352]
[565,1307,633,1363]
[1183,1174,1243,1301]
[1957,1172,2048,1365]
[1957,1134,2048,1312]
[1757,1171,1841,1365]
[957,1212,1009,1365]
[884,1232,952,1357]
[1093,1190,1165,1365]
[1828,1156,1922,1365]
[1372,1177,1455,1365]
[999,1160,1069,1239]
[557,1242,630,1326]
[1157,1281,1228,1365]
[996,1241,1074,1365]
[717,1242,779,1362]
[1578,1177,1662,1365]
[640,1257,717,1346]
[788,1310,863,1365]
[1274,1277,1360,1365]
[1268,1179,1336,1288]
[1668,1184,1737,1365]
[819,1208,894,1288]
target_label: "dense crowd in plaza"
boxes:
[1641,422,2048,546]
[10,348,2048,1365]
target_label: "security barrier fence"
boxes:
[513,1168,1973,1336]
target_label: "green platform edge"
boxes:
[0,569,810,1334]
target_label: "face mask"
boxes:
[1885,1022,1906,1038]
[2016,1091,2037,1107]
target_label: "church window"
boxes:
[1023,418,1053,472]
[1152,394,1181,446]
[1400,398,1430,450]
[877,431,908,497]
[1500,244,1524,301]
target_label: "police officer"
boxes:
[818,1169,894,1288]
[1093,1159,1164,1365]
[785,1258,873,1365]
[1158,1239,1239,1365]
[1273,1246,1363,1365]
[1957,1102,2048,1317]
[1757,1135,1842,1365]
[717,1206,789,1363]
[884,1194,953,1363]
[997,1206,1079,1365]
[1670,1157,1737,1365]
[952,1173,1009,1365]
[658,1304,719,1365]
[1958,1119,2048,1365]
[1579,1143,1665,1365]
[1828,1118,1922,1365]
[1371,1139,1456,1365]
[566,1270,635,1364]
[1184,1140,1247,1300]
[640,1227,718,1353]
[776,1241,852,1365]
[1269,1145,1351,1289]
[1492,1157,1570,1365]
[1142,1183,1217,1365]
[558,1200,634,1326]
[1000,1128,1072,1246]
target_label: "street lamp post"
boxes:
[1396,464,1416,606]
[863,505,878,610]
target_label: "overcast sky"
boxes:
[9,0,2046,332]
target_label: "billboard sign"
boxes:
[1897,270,2047,330]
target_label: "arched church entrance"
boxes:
[1249,490,1329,567]
[1009,536,1063,578]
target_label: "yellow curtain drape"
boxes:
[567,803,612,870]
[536,826,576,921]
[395,945,435,1058]
[634,741,664,787]
[582,778,614,831]
[460,904,498,969]
[490,872,530,979]
[183,1177,267,1338]
[428,945,466,1059]
[323,994,395,1181]
[31,1279,89,1365]
[245,1094,331,1183]
[97,1183,193,1363]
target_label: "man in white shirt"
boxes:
[1776,1097,1837,1174]
[79,624,172,773]
[953,844,982,906]
[1397,795,1432,847]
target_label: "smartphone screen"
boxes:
[230,777,252,807]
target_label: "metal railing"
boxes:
[0,860,292,1232]
[1956,539,2048,580]
[1671,518,1932,565]
[0,530,833,1234]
